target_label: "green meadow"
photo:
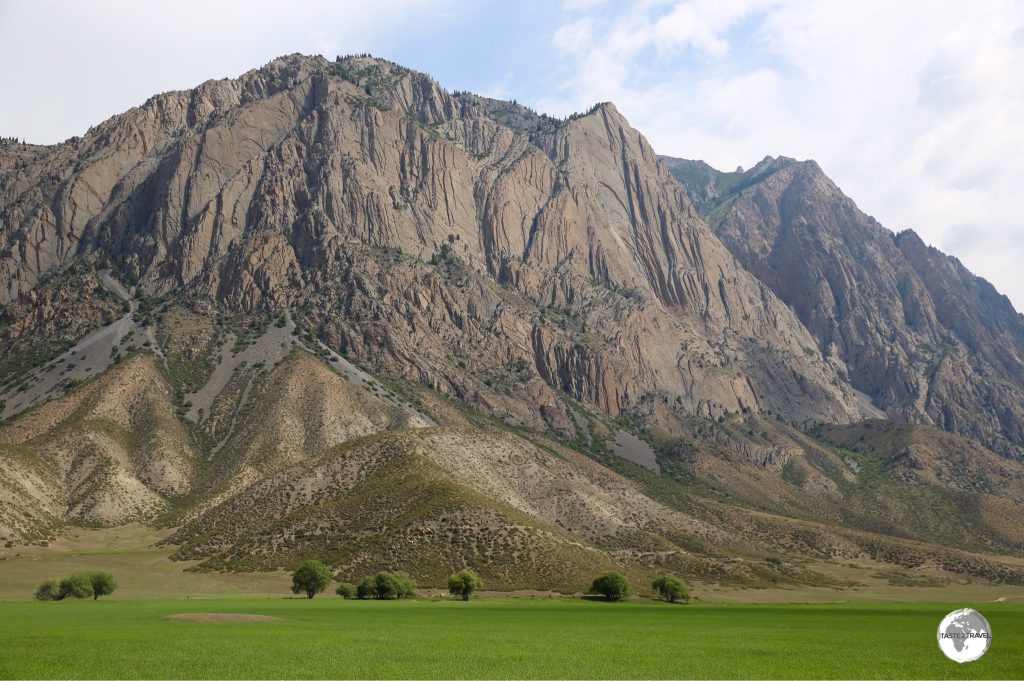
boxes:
[0,598,1021,679]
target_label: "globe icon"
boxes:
[937,608,991,663]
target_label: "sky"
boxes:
[1,0,1022,310]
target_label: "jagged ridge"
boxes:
[664,155,1024,458]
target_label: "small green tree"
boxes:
[336,582,356,599]
[394,571,416,599]
[88,572,117,600]
[447,569,483,600]
[373,572,401,600]
[355,576,376,599]
[34,579,61,601]
[59,573,94,600]
[651,575,688,603]
[291,560,332,599]
[372,571,416,599]
[589,571,631,601]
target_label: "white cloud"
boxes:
[541,0,1024,310]
[553,17,597,55]
[563,0,610,12]
[651,0,770,56]
[0,0,449,143]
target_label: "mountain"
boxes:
[0,354,196,539]
[1,54,1023,592]
[0,54,861,433]
[663,155,1024,459]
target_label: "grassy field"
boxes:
[2,527,1022,678]
[0,525,290,600]
[0,597,1021,679]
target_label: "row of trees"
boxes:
[291,561,419,600]
[292,561,686,603]
[292,561,485,601]
[589,571,688,603]
[338,571,417,600]
[35,572,116,601]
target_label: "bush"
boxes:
[651,575,688,603]
[34,579,61,601]
[394,571,416,598]
[355,576,376,600]
[447,569,483,600]
[291,560,332,599]
[372,571,416,600]
[374,572,402,600]
[89,572,117,600]
[589,571,631,601]
[59,573,94,600]
[335,582,356,599]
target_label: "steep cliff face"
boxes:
[0,54,861,432]
[3,54,1024,589]
[664,156,1024,457]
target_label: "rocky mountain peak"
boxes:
[665,152,1024,458]
[0,52,869,436]
[748,154,798,176]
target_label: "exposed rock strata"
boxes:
[664,155,1024,457]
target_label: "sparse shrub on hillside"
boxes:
[651,575,688,603]
[447,569,483,600]
[335,582,356,599]
[291,560,332,599]
[88,572,117,600]
[34,579,61,601]
[59,573,94,600]
[589,571,631,601]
